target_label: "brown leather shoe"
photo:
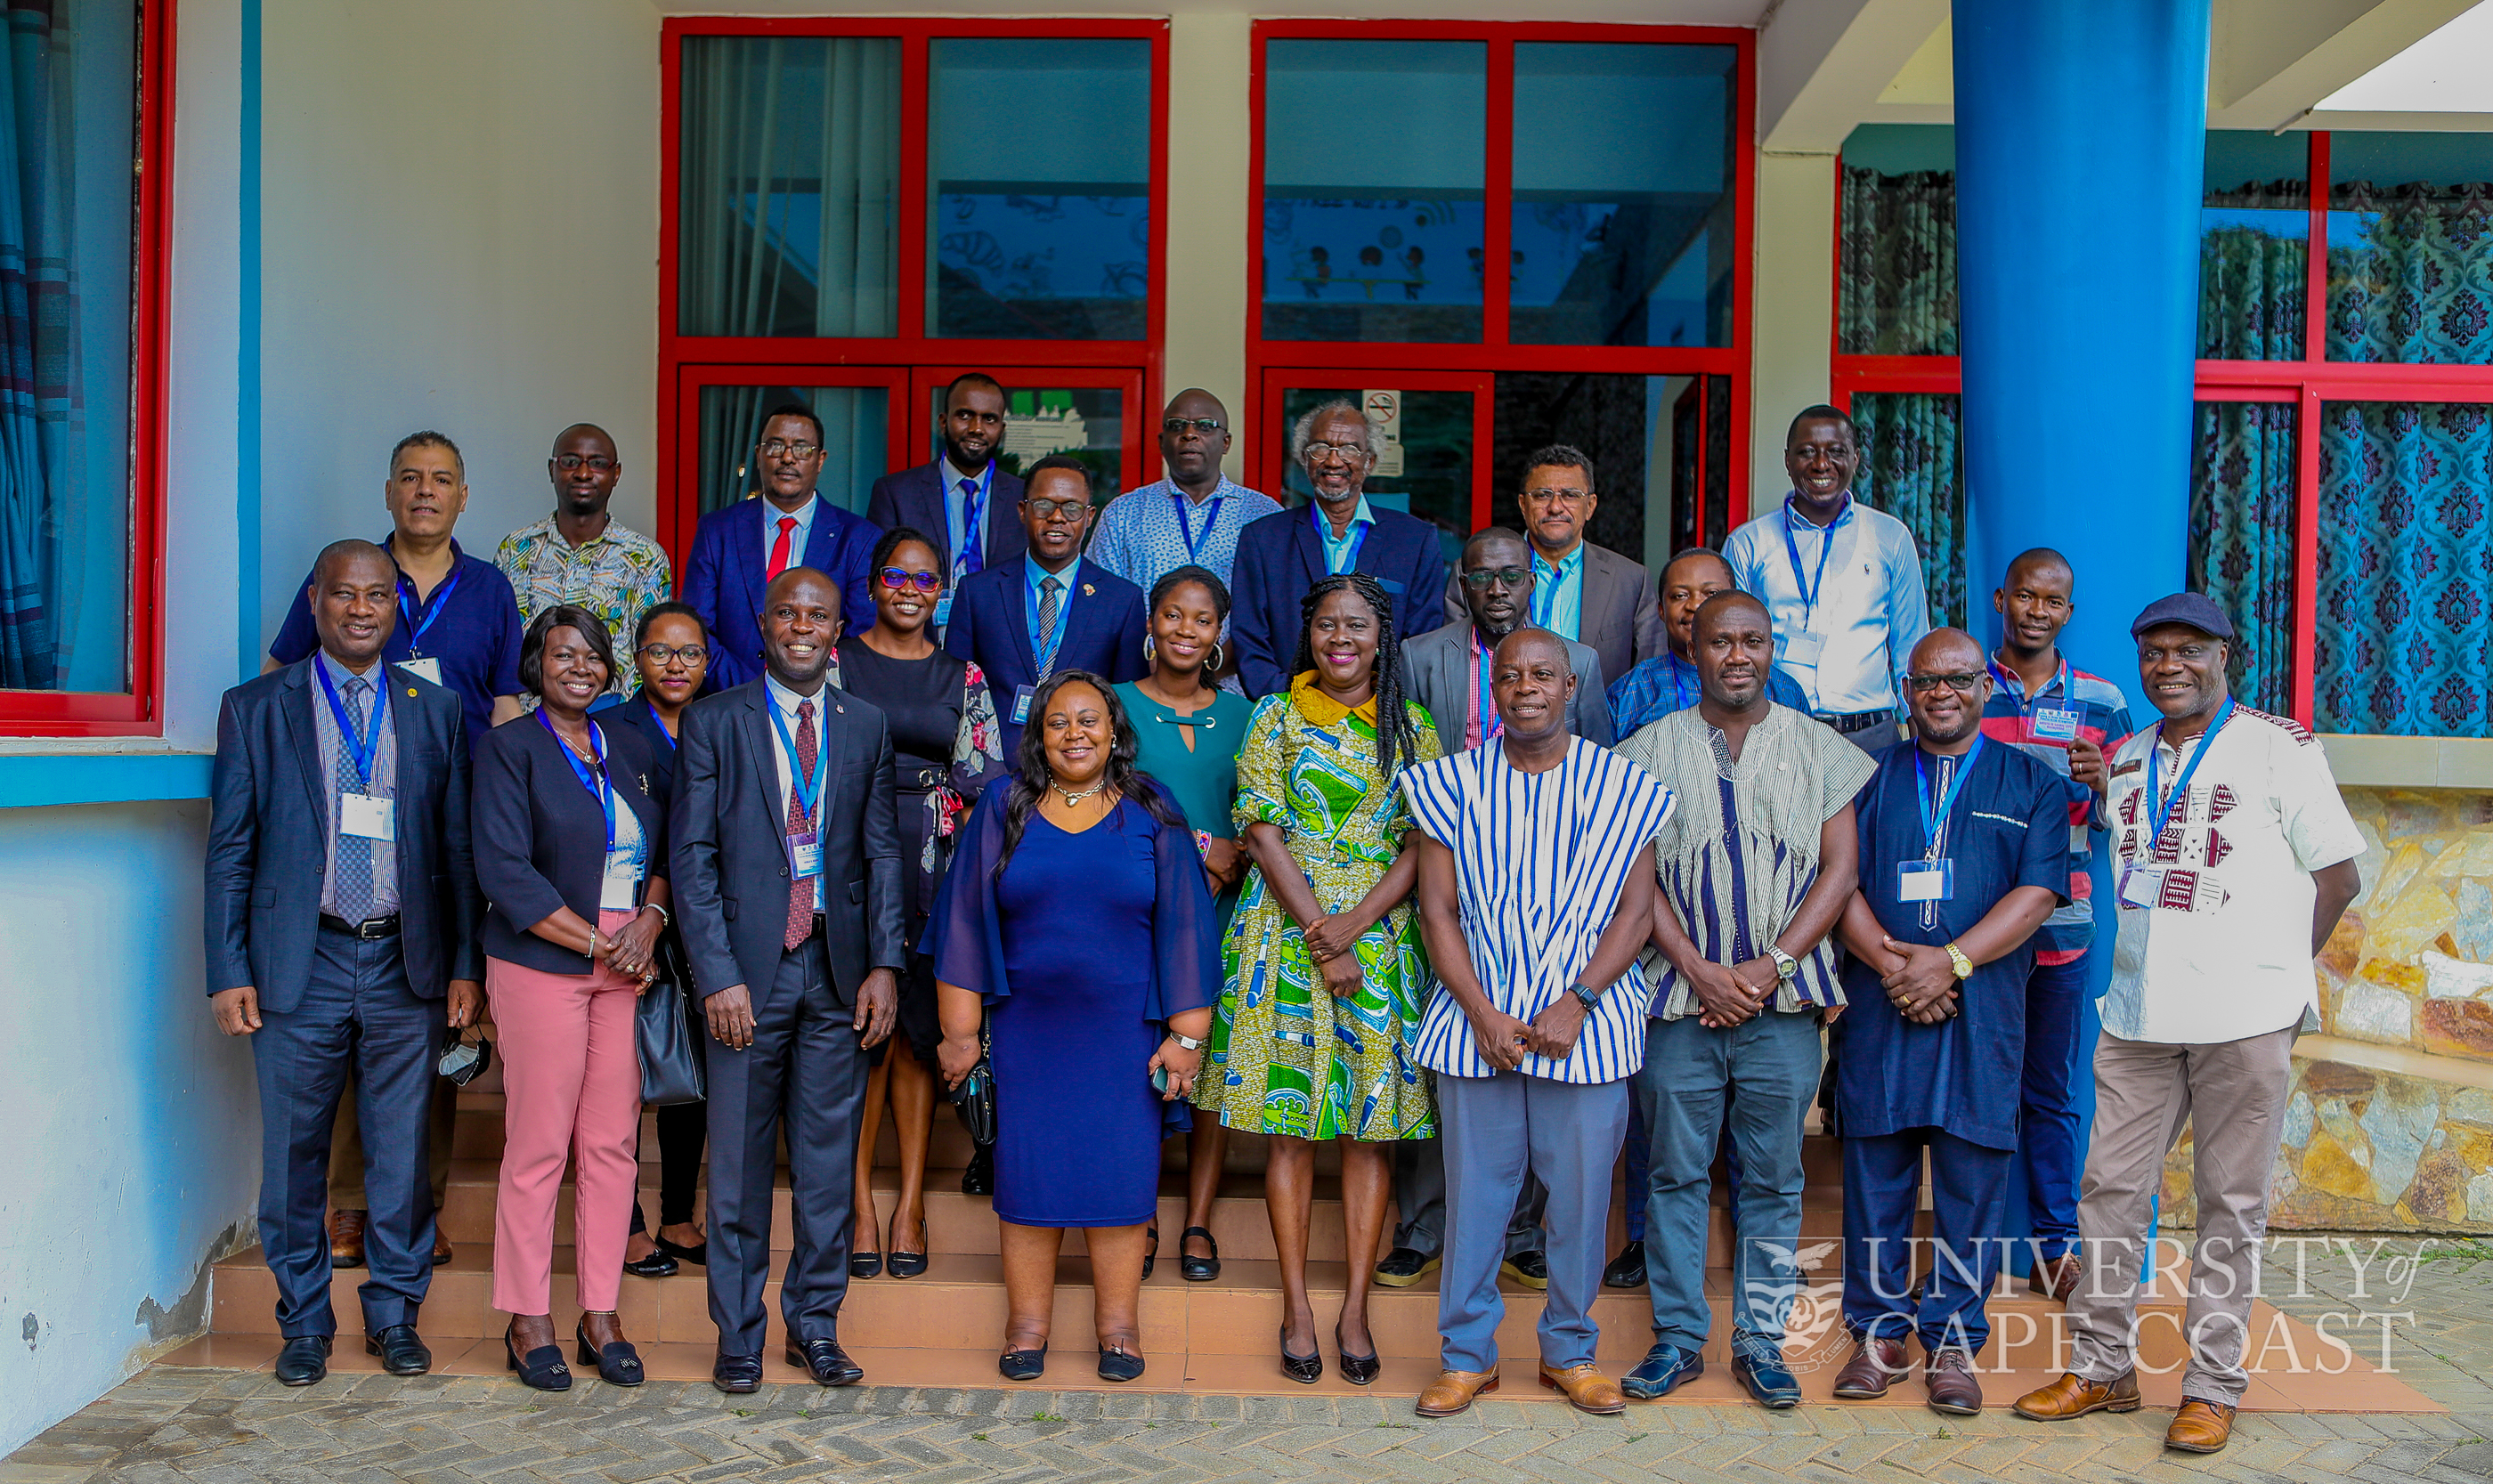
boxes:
[2164,1397,2237,1453]
[1415,1368,1500,1418]
[2029,1253,2080,1302]
[1537,1362,1626,1415]
[432,1229,453,1267]
[328,1208,367,1269]
[1924,1347,1983,1415]
[2012,1369,2140,1421]
[1831,1336,1907,1399]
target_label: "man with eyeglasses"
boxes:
[1976,548,2135,1304]
[1230,398,1450,698]
[1088,388,1281,600]
[866,371,1027,589]
[944,455,1148,757]
[1722,406,1930,754]
[682,403,883,692]
[1443,445,1659,684]
[495,424,673,697]
[1825,628,2067,1416]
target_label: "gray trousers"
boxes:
[1393,1137,1546,1260]
[1434,1072,1629,1374]
[2066,1024,2296,1406]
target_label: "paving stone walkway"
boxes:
[10,1236,2492,1484]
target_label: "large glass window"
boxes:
[1836,126,1955,356]
[2187,401,2299,716]
[695,385,892,517]
[2328,134,2493,365]
[2200,133,2309,362]
[1850,392,1965,627]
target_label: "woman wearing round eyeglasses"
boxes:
[837,525,1007,1280]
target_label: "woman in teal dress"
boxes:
[1114,564,1254,1285]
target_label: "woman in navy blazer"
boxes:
[473,606,670,1392]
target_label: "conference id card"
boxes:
[2030,703,2081,743]
[1782,630,1826,666]
[339,792,395,842]
[934,596,954,628]
[1011,685,1035,725]
[2118,864,2165,909]
[400,655,443,687]
[1897,859,1953,903]
[787,830,822,880]
[600,856,640,912]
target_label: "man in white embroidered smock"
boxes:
[1399,628,1677,1421]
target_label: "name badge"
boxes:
[600,855,640,912]
[1898,859,1953,902]
[1011,685,1035,725]
[788,830,823,880]
[2118,864,2166,909]
[339,792,395,841]
[400,655,444,687]
[934,596,954,628]
[2031,703,2080,743]
[1782,630,1826,666]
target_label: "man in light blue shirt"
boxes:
[1722,405,1931,753]
[1087,388,1280,598]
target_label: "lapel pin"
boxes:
[637,773,650,795]
[1083,583,1095,596]
[406,688,418,698]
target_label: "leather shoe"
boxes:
[2012,1369,2141,1421]
[1831,1335,1907,1399]
[1732,1348,1801,1409]
[1538,1362,1627,1415]
[1602,1240,1646,1289]
[431,1229,452,1267]
[786,1337,865,1386]
[712,1352,763,1394]
[2165,1397,2237,1454]
[1414,1367,1500,1418]
[274,1334,332,1387]
[1500,1250,1549,1290]
[1373,1247,1440,1288]
[2030,1253,2080,1302]
[1924,1347,1983,1415]
[1620,1342,1703,1399]
[363,1324,431,1376]
[961,1146,994,1195]
[327,1209,366,1269]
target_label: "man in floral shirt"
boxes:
[496,422,672,695]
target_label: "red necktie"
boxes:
[767,515,799,581]
[783,698,817,951]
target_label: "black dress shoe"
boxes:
[1179,1226,1221,1283]
[849,1249,883,1279]
[1097,1347,1146,1383]
[886,1223,929,1281]
[1141,1227,1157,1281]
[364,1324,431,1376]
[274,1334,332,1387]
[1336,1325,1380,1387]
[655,1236,708,1267]
[575,1321,646,1387]
[786,1337,865,1386]
[1603,1239,1647,1289]
[962,1146,994,1195]
[1500,1250,1549,1290]
[1373,1246,1440,1288]
[998,1344,1047,1381]
[622,1248,679,1279]
[1279,1326,1323,1384]
[712,1352,763,1393]
[505,1329,572,1392]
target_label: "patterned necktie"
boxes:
[1035,575,1063,678]
[767,515,798,581]
[958,477,986,578]
[784,697,818,951]
[333,674,377,922]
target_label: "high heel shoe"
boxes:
[574,1318,645,1387]
[1279,1326,1324,1384]
[504,1325,571,1391]
[886,1216,929,1279]
[849,1246,883,1279]
[1336,1324,1380,1387]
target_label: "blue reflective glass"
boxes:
[2200,131,2308,361]
[1263,41,1486,344]
[2327,133,2493,364]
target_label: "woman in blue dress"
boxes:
[930,669,1222,1385]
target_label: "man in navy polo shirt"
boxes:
[1975,547,2134,1302]
[269,429,526,751]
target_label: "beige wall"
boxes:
[1163,12,1253,431]
[1747,151,1837,512]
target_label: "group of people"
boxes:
[204,382,2362,1458]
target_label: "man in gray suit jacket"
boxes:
[670,566,906,1395]
[1444,444,1662,682]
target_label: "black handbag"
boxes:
[636,934,706,1106]
[947,1021,996,1147]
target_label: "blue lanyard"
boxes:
[645,698,676,751]
[1987,654,2070,714]
[1171,491,1224,562]
[1313,502,1369,574]
[314,659,386,788]
[1669,655,1700,713]
[540,711,615,856]
[1529,551,1569,628]
[395,565,462,654]
[1914,734,1984,857]
[767,693,832,830]
[1474,634,1501,742]
[2147,699,2235,844]
[955,463,994,574]
[1780,496,1843,622]
[1026,562,1076,672]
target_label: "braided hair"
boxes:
[1289,571,1422,780]
[992,669,1189,876]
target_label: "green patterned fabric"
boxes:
[2329,178,2493,365]
[1196,694,1441,1142]
[2197,177,2308,361]
[1849,392,1964,628]
[1838,165,1956,356]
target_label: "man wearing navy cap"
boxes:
[2013,593,2362,1456]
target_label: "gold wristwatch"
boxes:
[1943,943,1975,980]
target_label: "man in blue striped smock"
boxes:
[1613,590,1873,1409]
[1400,628,1677,1420]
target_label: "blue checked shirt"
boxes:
[1086,475,1281,597]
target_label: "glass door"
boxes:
[670,365,913,555]
[908,366,1148,509]
[1256,369,1493,569]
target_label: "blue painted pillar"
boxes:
[1953,1,2208,676]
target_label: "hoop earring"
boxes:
[1206,642,1223,672]
[1144,634,1157,664]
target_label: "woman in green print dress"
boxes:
[1195,572,1440,1389]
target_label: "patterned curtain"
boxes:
[0,1,82,689]
[2187,403,2296,716]
[2197,180,2307,361]
[1850,392,1962,627]
[2328,179,2493,365]
[2313,402,2493,736]
[1838,166,1956,356]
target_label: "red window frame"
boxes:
[655,16,1171,558]
[1831,129,2493,730]
[1242,20,1757,527]
[4,0,175,737]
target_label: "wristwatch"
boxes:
[1766,945,1799,983]
[1943,944,1975,980]
[1167,1032,1204,1051]
[1569,981,1603,1011]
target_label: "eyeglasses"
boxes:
[757,439,822,459]
[1025,497,1089,521]
[555,455,617,474]
[1522,486,1589,506]
[1303,441,1368,461]
[878,567,942,593]
[637,644,709,666]
[1163,417,1223,434]
[1905,672,1984,693]
[1459,566,1531,590]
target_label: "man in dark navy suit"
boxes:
[670,566,907,1395]
[865,371,1027,592]
[1230,398,1450,698]
[943,455,1149,758]
[205,539,483,1389]
[681,403,883,690]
